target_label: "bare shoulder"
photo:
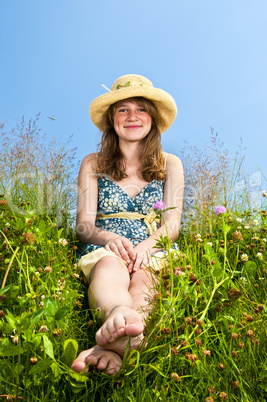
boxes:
[164,152,183,171]
[79,152,98,173]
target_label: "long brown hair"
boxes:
[95,97,167,182]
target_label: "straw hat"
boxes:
[89,74,177,133]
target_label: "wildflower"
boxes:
[39,325,49,333]
[215,205,226,216]
[59,238,68,246]
[252,219,259,225]
[171,346,179,355]
[247,329,254,338]
[241,253,249,262]
[53,329,62,337]
[161,327,171,335]
[195,338,202,347]
[30,357,38,365]
[206,242,213,247]
[232,350,238,358]
[44,266,52,273]
[39,302,43,307]
[219,392,227,400]
[153,200,167,211]
[239,277,247,285]
[232,230,243,241]
[257,252,263,260]
[262,238,267,242]
[0,310,6,318]
[22,232,35,245]
[232,332,240,340]
[231,381,240,389]
[244,224,250,229]
[236,217,242,222]
[170,373,180,381]
[208,386,216,395]
[11,334,19,344]
[228,288,242,300]
[262,190,267,197]
[238,341,244,349]
[203,349,211,356]
[205,398,214,402]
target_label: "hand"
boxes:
[127,246,151,274]
[104,236,135,264]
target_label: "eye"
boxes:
[117,108,127,113]
[138,108,147,113]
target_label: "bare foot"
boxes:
[95,305,144,357]
[71,345,122,375]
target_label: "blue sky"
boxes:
[1,0,267,193]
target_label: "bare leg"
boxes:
[72,256,145,373]
[92,257,144,355]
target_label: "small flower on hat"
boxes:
[215,205,226,216]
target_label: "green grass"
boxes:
[1,198,267,402]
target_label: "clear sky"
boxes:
[1,0,267,194]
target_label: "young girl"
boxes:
[71,74,184,375]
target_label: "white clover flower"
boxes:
[41,295,45,299]
[262,238,267,243]
[206,242,213,247]
[236,218,242,223]
[240,277,247,284]
[58,238,68,246]
[39,301,44,307]
[73,273,80,279]
[257,252,263,260]
[73,263,78,271]
[252,220,259,226]
[244,225,250,230]
[241,253,249,262]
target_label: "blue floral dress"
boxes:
[78,176,169,258]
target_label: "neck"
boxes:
[119,140,143,164]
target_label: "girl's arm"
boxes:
[128,153,184,272]
[76,153,135,262]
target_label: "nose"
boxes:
[127,109,138,120]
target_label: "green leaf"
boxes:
[44,296,57,316]
[0,284,13,296]
[43,334,54,360]
[61,339,79,366]
[242,261,258,279]
[55,307,70,321]
[30,309,45,327]
[28,358,53,375]
[50,362,60,379]
[2,346,24,356]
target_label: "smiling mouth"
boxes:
[124,125,142,129]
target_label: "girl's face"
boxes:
[113,99,152,143]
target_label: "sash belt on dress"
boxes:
[96,210,160,235]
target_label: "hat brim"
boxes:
[89,87,177,134]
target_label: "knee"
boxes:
[90,256,128,281]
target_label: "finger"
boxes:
[132,254,144,272]
[115,241,131,263]
[121,238,135,259]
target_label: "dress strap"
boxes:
[163,152,168,170]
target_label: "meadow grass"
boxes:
[0,119,267,401]
[1,195,267,401]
